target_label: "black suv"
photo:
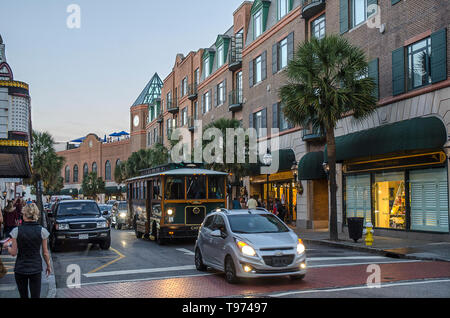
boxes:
[47,200,111,252]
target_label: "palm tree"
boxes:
[279,35,378,241]
[29,131,66,226]
[81,172,105,200]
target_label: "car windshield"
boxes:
[118,203,127,210]
[57,202,100,217]
[227,214,290,234]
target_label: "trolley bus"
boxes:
[125,163,228,244]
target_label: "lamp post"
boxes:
[262,151,273,209]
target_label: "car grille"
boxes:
[69,223,97,230]
[262,255,295,267]
[185,206,206,225]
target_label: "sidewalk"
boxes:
[293,228,450,262]
[0,249,56,298]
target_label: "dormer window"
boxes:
[254,9,263,38]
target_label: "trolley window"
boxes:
[165,176,185,200]
[208,176,225,199]
[186,175,206,199]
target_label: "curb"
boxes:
[302,238,450,263]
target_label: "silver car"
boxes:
[194,208,307,284]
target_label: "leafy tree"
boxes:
[279,35,377,241]
[81,172,105,200]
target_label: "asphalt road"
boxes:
[51,228,450,298]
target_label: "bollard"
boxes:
[364,222,374,247]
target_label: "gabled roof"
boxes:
[132,72,163,106]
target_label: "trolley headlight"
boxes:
[167,209,174,216]
[236,240,257,257]
[166,209,175,223]
[297,239,306,255]
[119,212,127,219]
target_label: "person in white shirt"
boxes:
[247,196,258,210]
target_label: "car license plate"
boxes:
[79,234,89,240]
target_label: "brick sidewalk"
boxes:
[57,261,450,298]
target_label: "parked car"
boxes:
[112,201,128,230]
[194,208,307,284]
[47,200,111,252]
[98,204,113,226]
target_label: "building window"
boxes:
[181,77,188,97]
[105,161,111,181]
[83,163,89,179]
[217,81,225,106]
[407,37,432,90]
[253,109,267,138]
[236,71,243,102]
[203,91,211,114]
[278,0,290,19]
[254,9,263,39]
[217,44,224,68]
[255,55,262,84]
[352,0,367,27]
[279,38,288,69]
[73,165,79,183]
[204,55,211,78]
[65,166,70,183]
[311,14,326,39]
[279,103,292,131]
[194,68,200,86]
[181,107,188,126]
[92,162,97,176]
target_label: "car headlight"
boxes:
[297,239,306,255]
[56,224,69,230]
[119,212,127,218]
[97,221,108,228]
[236,240,257,257]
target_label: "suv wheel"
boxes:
[99,238,111,250]
[195,248,207,272]
[224,256,239,284]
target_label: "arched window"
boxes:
[92,162,98,176]
[65,166,70,183]
[105,161,111,181]
[73,165,79,183]
[83,163,89,179]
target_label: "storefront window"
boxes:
[208,176,225,199]
[186,176,206,199]
[345,174,371,223]
[165,177,185,200]
[410,168,449,233]
[373,172,406,230]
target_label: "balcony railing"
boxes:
[228,90,243,112]
[187,83,198,101]
[167,98,179,114]
[188,116,196,132]
[301,0,326,19]
[228,33,243,72]
[302,125,324,142]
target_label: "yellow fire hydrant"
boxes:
[364,222,374,247]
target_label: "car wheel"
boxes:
[195,248,207,272]
[224,256,239,284]
[99,239,111,250]
[289,274,305,281]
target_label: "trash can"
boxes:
[347,217,365,243]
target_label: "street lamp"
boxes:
[262,150,272,209]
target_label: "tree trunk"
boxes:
[35,179,46,228]
[326,128,339,241]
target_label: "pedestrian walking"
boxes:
[240,197,247,209]
[232,197,241,210]
[3,200,19,238]
[14,197,24,223]
[0,205,3,239]
[276,199,286,222]
[247,196,258,210]
[2,203,52,298]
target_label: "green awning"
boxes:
[325,117,447,163]
[60,188,78,196]
[298,151,327,180]
[105,186,121,195]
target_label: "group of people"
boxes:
[232,196,288,222]
[0,197,52,299]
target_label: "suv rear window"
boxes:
[57,202,100,217]
[227,214,289,234]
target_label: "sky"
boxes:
[0,0,244,142]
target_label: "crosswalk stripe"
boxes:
[84,265,197,278]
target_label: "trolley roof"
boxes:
[125,168,229,183]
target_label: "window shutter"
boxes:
[431,28,447,84]
[249,113,254,129]
[223,79,227,103]
[272,103,279,129]
[208,89,212,109]
[272,43,278,74]
[214,85,218,107]
[287,32,294,63]
[249,60,254,88]
[392,47,405,96]
[202,94,205,114]
[368,58,379,100]
[261,51,267,81]
[340,0,349,34]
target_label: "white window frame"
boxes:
[279,38,288,69]
[352,0,367,28]
[255,55,262,84]
[254,9,263,39]
[217,44,224,68]
[278,0,289,19]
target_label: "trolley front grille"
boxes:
[185,206,206,225]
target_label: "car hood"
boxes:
[56,216,105,223]
[234,231,298,249]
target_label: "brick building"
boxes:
[142,0,450,240]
